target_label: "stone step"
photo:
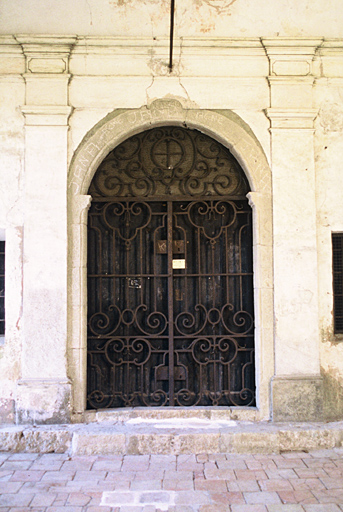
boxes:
[1,418,343,455]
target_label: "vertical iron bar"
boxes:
[169,0,175,71]
[167,201,175,405]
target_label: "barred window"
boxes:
[0,241,4,336]
[333,233,343,334]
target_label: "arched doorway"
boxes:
[86,126,255,409]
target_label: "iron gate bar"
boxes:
[167,201,175,404]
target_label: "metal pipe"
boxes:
[169,0,175,71]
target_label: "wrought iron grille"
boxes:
[333,233,343,333]
[89,126,250,199]
[0,241,4,336]
[87,127,255,408]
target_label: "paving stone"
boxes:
[266,469,299,480]
[319,477,343,489]
[196,454,208,463]
[10,509,46,512]
[199,505,231,512]
[0,494,34,507]
[290,479,326,491]
[10,470,45,482]
[52,492,69,506]
[162,479,194,490]
[217,459,248,470]
[267,506,305,511]
[174,490,211,506]
[210,491,245,504]
[118,507,144,512]
[0,482,23,493]
[3,448,343,511]
[86,508,113,512]
[234,479,261,491]
[0,470,13,482]
[30,493,56,506]
[134,470,165,480]
[73,469,107,481]
[277,490,318,504]
[92,459,123,471]
[303,505,342,511]
[194,479,227,492]
[231,506,268,511]
[244,491,282,504]
[259,479,294,491]
[204,467,236,479]
[131,479,163,490]
[41,470,75,482]
[46,507,83,512]
[8,453,40,461]
[1,460,33,470]
[235,469,268,480]
[30,460,65,471]
[66,492,92,506]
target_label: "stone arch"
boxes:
[68,100,270,196]
[67,100,273,420]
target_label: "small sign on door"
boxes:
[172,259,186,269]
[128,278,141,288]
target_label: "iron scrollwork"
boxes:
[87,127,255,409]
[89,127,249,199]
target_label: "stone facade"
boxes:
[0,1,343,424]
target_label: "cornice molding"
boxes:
[20,105,73,126]
[14,35,77,75]
[265,108,318,129]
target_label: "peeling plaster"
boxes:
[108,0,239,34]
[319,102,343,133]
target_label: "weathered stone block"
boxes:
[72,431,126,455]
[221,431,279,454]
[279,428,338,452]
[20,429,72,453]
[0,398,15,423]
[272,376,324,422]
[0,427,24,451]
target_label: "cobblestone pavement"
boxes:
[1,449,343,511]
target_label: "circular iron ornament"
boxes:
[89,126,249,198]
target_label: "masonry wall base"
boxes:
[1,420,343,455]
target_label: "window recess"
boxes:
[0,240,4,337]
[333,233,343,334]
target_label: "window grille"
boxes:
[333,233,343,334]
[0,241,4,336]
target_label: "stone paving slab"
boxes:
[0,420,343,455]
[0,449,343,510]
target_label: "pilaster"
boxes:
[263,38,324,421]
[68,195,92,420]
[16,36,75,424]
